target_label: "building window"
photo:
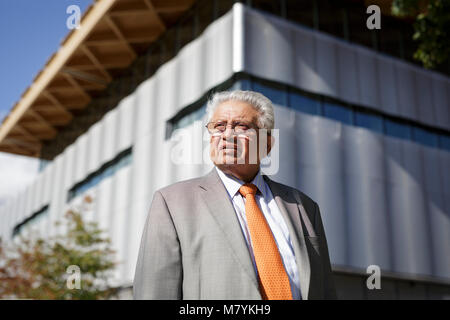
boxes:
[285,0,315,29]
[439,135,450,152]
[12,205,49,238]
[317,0,346,39]
[252,80,287,106]
[165,72,450,153]
[413,127,439,148]
[289,91,321,115]
[355,111,383,134]
[385,119,412,140]
[323,101,353,125]
[67,147,133,202]
[251,0,283,16]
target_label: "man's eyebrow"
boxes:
[212,117,250,122]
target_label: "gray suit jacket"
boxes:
[133,169,337,300]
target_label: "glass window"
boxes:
[161,28,176,64]
[346,1,373,49]
[413,127,438,148]
[402,23,416,63]
[289,92,320,115]
[217,0,235,19]
[252,80,287,105]
[251,0,283,16]
[379,16,402,58]
[177,12,195,53]
[439,135,450,152]
[355,111,383,133]
[192,105,206,122]
[196,0,214,36]
[286,0,315,28]
[323,102,353,125]
[317,0,345,38]
[384,119,412,140]
[231,79,252,91]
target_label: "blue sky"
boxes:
[0,1,92,207]
[0,0,92,122]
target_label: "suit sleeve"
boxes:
[133,190,183,299]
[313,201,337,300]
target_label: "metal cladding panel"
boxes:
[62,144,76,190]
[202,12,234,97]
[130,133,153,204]
[133,80,155,139]
[48,154,65,237]
[95,173,114,234]
[125,198,150,284]
[110,166,132,282]
[273,106,299,188]
[336,42,359,105]
[314,33,338,98]
[13,186,26,231]
[400,141,433,275]
[243,10,294,85]
[424,148,450,278]
[22,186,32,224]
[1,200,12,239]
[344,127,391,270]
[432,74,450,130]
[287,111,348,266]
[356,47,379,109]
[41,163,53,206]
[385,138,433,275]
[178,39,205,109]
[415,69,435,125]
[239,5,449,128]
[154,61,179,122]
[30,176,40,215]
[117,95,135,152]
[293,28,319,94]
[376,56,399,116]
[87,121,102,175]
[395,61,418,120]
[101,109,119,164]
[74,134,88,184]
[170,121,208,183]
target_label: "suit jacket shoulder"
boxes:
[263,176,318,227]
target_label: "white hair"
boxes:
[206,90,275,132]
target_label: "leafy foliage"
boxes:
[0,196,118,299]
[392,0,450,68]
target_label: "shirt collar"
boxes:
[215,167,268,199]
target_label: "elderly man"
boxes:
[133,90,336,300]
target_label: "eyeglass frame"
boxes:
[205,120,261,136]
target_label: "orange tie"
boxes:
[239,183,293,300]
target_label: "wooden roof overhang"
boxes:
[0,0,195,157]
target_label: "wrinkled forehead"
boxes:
[211,100,259,122]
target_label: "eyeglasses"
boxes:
[205,121,258,136]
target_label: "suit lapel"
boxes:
[198,169,260,291]
[264,176,311,300]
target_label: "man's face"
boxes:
[209,100,271,168]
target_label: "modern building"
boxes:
[0,0,449,299]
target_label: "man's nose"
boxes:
[222,126,235,140]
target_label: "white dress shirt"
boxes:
[215,167,301,300]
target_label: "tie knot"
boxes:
[239,183,258,197]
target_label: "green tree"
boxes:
[392,0,450,68]
[0,196,119,299]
